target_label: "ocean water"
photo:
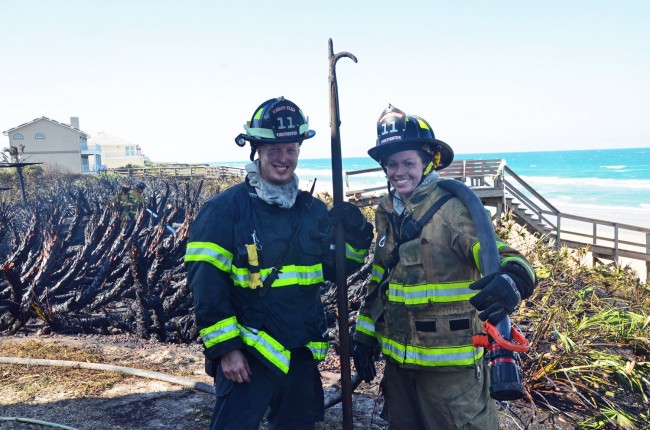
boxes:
[220,147,650,228]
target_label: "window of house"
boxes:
[81,156,89,172]
[35,133,45,139]
[13,133,24,140]
[125,146,136,156]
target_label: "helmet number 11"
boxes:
[381,121,397,135]
[276,116,296,130]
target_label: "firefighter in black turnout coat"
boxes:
[185,97,373,430]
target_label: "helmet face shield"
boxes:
[368,104,454,171]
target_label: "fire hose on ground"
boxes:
[0,356,363,413]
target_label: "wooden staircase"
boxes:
[505,197,552,235]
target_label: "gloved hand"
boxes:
[352,342,377,383]
[328,202,367,233]
[469,264,531,324]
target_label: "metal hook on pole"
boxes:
[327,38,357,430]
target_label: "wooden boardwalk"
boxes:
[110,165,246,179]
[345,159,650,281]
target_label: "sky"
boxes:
[1,1,649,163]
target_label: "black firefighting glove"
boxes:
[469,263,534,324]
[352,342,377,383]
[328,202,367,233]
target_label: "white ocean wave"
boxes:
[520,175,650,190]
[296,168,333,178]
[601,165,626,169]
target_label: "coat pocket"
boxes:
[410,302,479,348]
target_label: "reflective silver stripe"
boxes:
[378,335,482,366]
[356,315,376,337]
[306,341,328,360]
[185,241,233,273]
[199,316,240,349]
[371,265,385,283]
[404,346,481,366]
[271,265,324,286]
[239,325,291,373]
[230,266,250,287]
[388,282,474,304]
[230,264,324,288]
[380,338,403,360]
[345,243,366,263]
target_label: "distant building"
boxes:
[89,131,147,168]
[2,116,102,173]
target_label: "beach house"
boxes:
[89,131,147,169]
[2,116,102,174]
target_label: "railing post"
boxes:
[555,214,561,249]
[613,223,619,261]
[645,233,650,284]
[593,223,598,266]
[646,233,650,282]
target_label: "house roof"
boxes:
[2,116,89,137]
[89,131,139,148]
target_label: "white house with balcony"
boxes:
[89,131,147,168]
[2,116,102,173]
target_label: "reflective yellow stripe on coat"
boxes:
[199,316,240,348]
[185,241,233,273]
[345,243,367,263]
[239,325,291,374]
[231,264,324,288]
[388,281,475,304]
[378,335,484,367]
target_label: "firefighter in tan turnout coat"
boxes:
[352,105,537,429]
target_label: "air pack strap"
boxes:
[400,193,454,243]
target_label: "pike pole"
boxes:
[328,38,357,430]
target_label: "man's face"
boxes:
[257,142,300,185]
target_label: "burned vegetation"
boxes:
[0,171,233,341]
[0,171,366,343]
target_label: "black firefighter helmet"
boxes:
[235,97,316,161]
[368,104,454,171]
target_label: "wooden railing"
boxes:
[344,158,506,197]
[502,165,650,268]
[109,165,246,179]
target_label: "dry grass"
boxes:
[0,340,124,402]
[496,212,650,429]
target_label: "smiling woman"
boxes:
[385,150,425,199]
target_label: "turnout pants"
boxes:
[380,360,499,430]
[209,348,324,430]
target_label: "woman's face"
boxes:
[386,150,424,199]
